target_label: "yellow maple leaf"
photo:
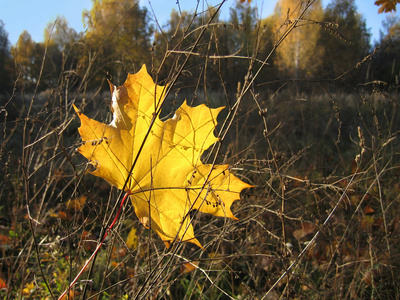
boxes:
[74,65,252,248]
[126,227,138,250]
[66,195,87,211]
[375,0,399,13]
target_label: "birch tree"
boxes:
[272,0,324,79]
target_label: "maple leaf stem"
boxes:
[58,192,130,300]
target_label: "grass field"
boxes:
[1,77,399,299]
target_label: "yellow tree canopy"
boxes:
[272,0,323,79]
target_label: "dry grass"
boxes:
[1,1,399,299]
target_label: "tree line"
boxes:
[0,0,399,96]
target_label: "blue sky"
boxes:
[1,0,398,46]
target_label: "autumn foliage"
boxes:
[1,0,400,299]
[375,0,400,13]
[74,65,251,247]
